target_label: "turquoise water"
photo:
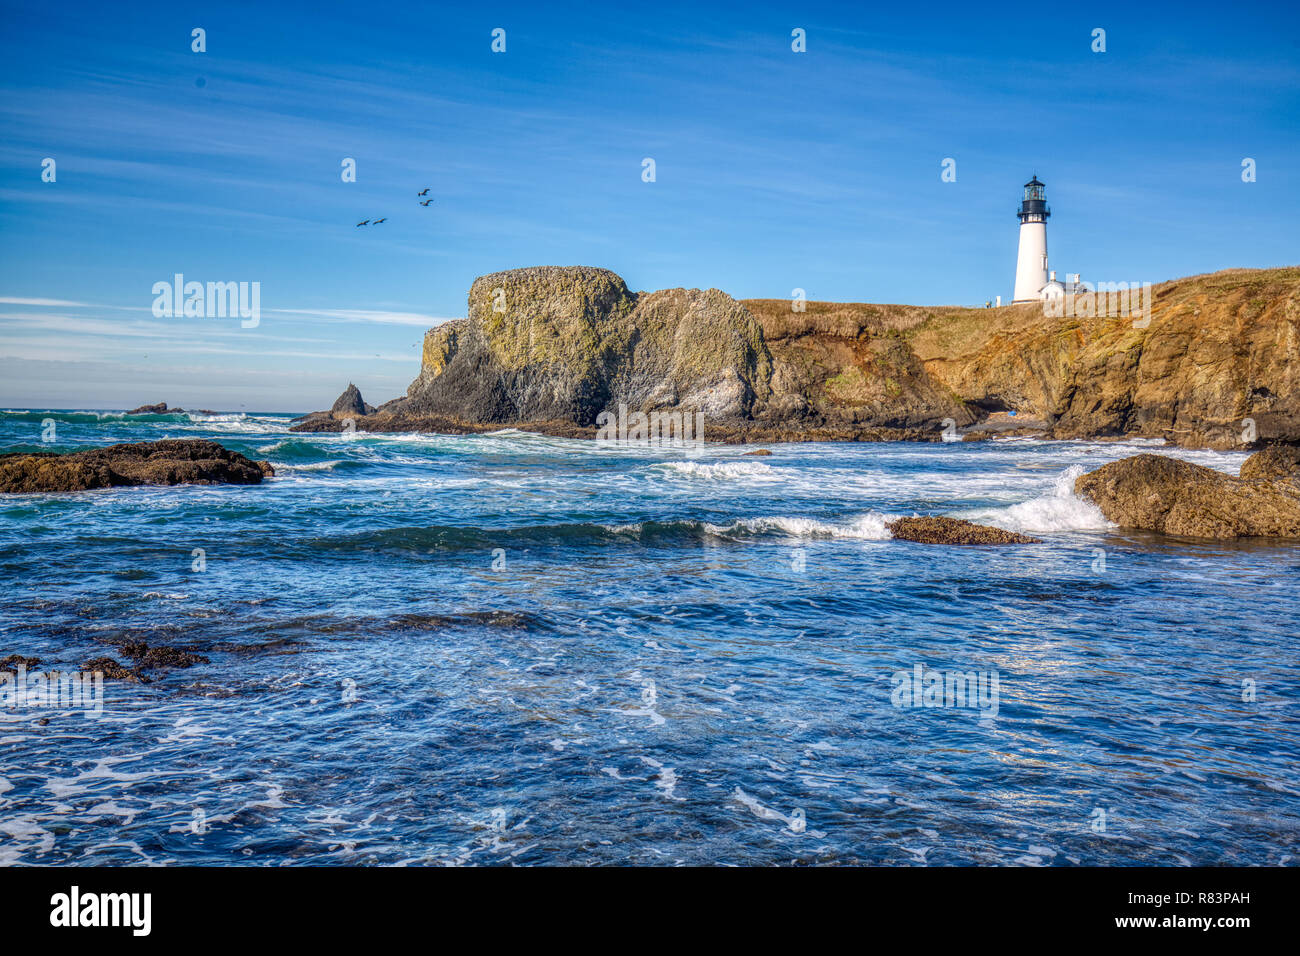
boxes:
[1,409,1296,865]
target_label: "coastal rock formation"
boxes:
[295,265,1300,448]
[906,267,1300,448]
[887,516,1040,545]
[331,383,375,417]
[0,439,274,493]
[399,267,773,425]
[1074,450,1300,538]
[127,402,182,415]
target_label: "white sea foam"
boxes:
[708,513,892,540]
[657,460,775,480]
[602,513,891,540]
[181,413,287,434]
[968,465,1114,534]
[276,461,341,473]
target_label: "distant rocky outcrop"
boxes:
[293,265,1300,448]
[1074,448,1300,538]
[295,383,378,429]
[0,439,273,493]
[887,516,1040,545]
[128,402,182,415]
[331,383,375,416]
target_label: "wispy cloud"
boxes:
[0,296,93,307]
[266,308,456,327]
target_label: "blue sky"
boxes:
[1,0,1297,411]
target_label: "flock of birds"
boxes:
[356,188,433,226]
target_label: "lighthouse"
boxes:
[1013,176,1050,302]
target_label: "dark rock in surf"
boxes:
[82,657,147,682]
[1075,452,1300,538]
[119,641,209,669]
[887,516,1040,545]
[0,439,274,493]
[1,654,41,674]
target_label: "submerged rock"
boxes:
[887,516,1040,545]
[1074,451,1300,538]
[1,654,41,674]
[82,657,146,682]
[119,641,209,669]
[0,439,274,493]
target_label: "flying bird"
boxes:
[356,220,369,227]
[417,188,430,196]
[373,218,387,224]
[419,199,434,206]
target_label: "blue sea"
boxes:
[1,409,1296,865]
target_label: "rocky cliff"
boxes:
[295,264,1300,448]
[399,267,771,424]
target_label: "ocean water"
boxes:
[1,409,1296,866]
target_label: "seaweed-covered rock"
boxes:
[82,657,146,682]
[887,516,1040,545]
[0,654,41,674]
[119,641,209,669]
[0,439,274,493]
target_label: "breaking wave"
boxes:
[656,460,776,480]
[967,465,1115,534]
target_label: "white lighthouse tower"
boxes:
[1013,176,1050,302]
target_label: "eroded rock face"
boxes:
[916,269,1300,448]
[330,383,371,416]
[1074,451,1300,538]
[0,440,274,493]
[887,516,1040,545]
[398,267,773,426]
